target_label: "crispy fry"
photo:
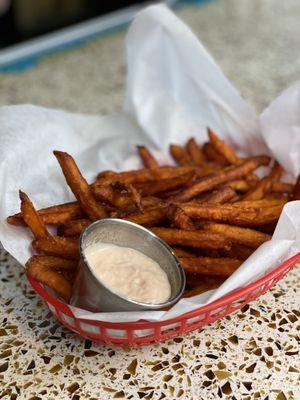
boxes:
[54,151,106,220]
[26,256,72,301]
[171,247,197,258]
[179,257,242,277]
[253,204,285,226]
[250,155,271,166]
[58,219,91,237]
[27,255,77,270]
[181,203,259,226]
[242,177,272,200]
[292,176,300,200]
[150,227,232,250]
[33,236,79,260]
[170,144,194,166]
[185,138,205,166]
[125,206,168,226]
[272,182,294,194]
[233,198,287,209]
[137,171,195,196]
[185,275,225,288]
[167,204,196,231]
[270,161,283,182]
[203,142,229,166]
[202,222,271,249]
[93,182,142,210]
[94,166,196,186]
[220,243,254,260]
[137,146,159,169]
[206,186,236,204]
[174,159,260,202]
[208,128,241,165]
[19,191,50,239]
[224,179,251,192]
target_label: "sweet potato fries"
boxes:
[8,129,298,303]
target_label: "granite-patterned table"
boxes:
[0,0,300,399]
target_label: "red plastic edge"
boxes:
[28,251,300,331]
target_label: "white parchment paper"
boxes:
[0,5,300,323]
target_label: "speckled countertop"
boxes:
[0,0,300,399]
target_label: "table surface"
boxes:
[0,0,300,399]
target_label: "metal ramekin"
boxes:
[70,219,186,312]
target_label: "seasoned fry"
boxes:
[33,236,79,260]
[174,159,260,202]
[179,257,242,277]
[253,204,285,225]
[272,182,294,194]
[292,176,300,200]
[26,256,72,301]
[242,177,272,200]
[138,171,195,196]
[203,142,228,166]
[125,206,168,226]
[185,138,205,166]
[202,222,271,249]
[171,247,197,258]
[208,128,241,165]
[233,198,287,209]
[181,203,259,226]
[58,219,90,237]
[94,166,196,186]
[170,144,194,166]
[167,204,196,231]
[150,228,232,250]
[19,191,50,239]
[224,179,251,192]
[206,186,236,204]
[137,146,159,169]
[54,151,106,220]
[27,255,77,270]
[221,243,254,261]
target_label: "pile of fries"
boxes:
[7,129,300,304]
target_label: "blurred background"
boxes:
[0,0,176,48]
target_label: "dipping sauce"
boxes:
[84,243,171,304]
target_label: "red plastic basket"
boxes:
[28,252,300,347]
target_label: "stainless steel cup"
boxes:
[70,219,186,312]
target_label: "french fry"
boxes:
[208,128,241,165]
[202,142,229,166]
[253,204,285,225]
[202,222,271,249]
[224,179,251,192]
[206,186,236,204]
[185,275,225,288]
[94,166,196,186]
[242,177,272,200]
[150,227,232,250]
[181,203,259,226]
[26,256,72,301]
[171,247,197,258]
[33,236,79,260]
[174,158,260,202]
[179,257,242,277]
[27,255,77,270]
[185,138,205,166]
[137,171,195,196]
[292,176,300,200]
[53,151,106,220]
[272,182,294,194]
[137,146,159,169]
[19,191,50,239]
[58,219,91,237]
[125,206,168,226]
[93,182,141,210]
[170,144,194,166]
[233,198,287,209]
[220,243,254,260]
[166,204,196,231]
